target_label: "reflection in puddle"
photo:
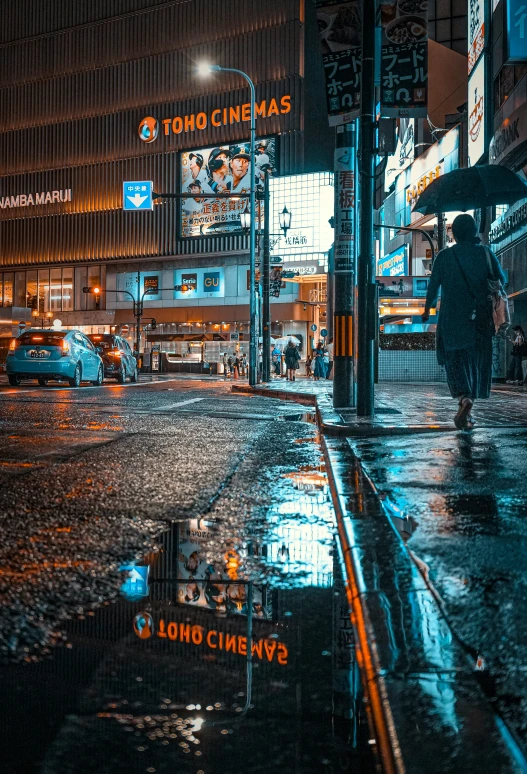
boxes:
[0,423,366,773]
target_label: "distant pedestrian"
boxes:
[325,337,334,380]
[506,326,525,385]
[222,352,230,380]
[272,345,282,378]
[233,352,240,380]
[313,342,327,380]
[305,353,313,379]
[422,213,505,430]
[284,340,301,381]
[239,353,247,378]
[258,344,263,382]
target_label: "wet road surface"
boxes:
[0,376,366,773]
[351,426,527,758]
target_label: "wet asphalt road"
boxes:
[351,426,527,756]
[0,375,364,774]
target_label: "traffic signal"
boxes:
[150,318,157,330]
[174,284,191,292]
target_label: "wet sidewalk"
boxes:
[233,379,527,435]
[233,378,527,771]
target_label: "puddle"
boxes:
[0,426,372,773]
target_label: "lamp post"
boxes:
[198,63,257,385]
[32,309,54,327]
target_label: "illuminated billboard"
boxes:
[180,137,276,237]
[468,56,486,166]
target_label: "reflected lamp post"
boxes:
[198,63,257,385]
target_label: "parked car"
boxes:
[6,328,104,388]
[87,333,138,383]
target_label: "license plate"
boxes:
[29,350,50,359]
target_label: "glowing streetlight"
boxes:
[198,62,258,386]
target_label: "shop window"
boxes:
[26,271,38,310]
[49,269,62,312]
[38,270,50,313]
[87,266,101,311]
[1,273,13,306]
[14,272,26,307]
[62,268,74,311]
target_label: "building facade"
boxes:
[0,0,333,363]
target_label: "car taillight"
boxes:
[7,339,16,355]
[61,341,70,357]
[112,349,122,357]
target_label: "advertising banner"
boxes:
[177,521,268,618]
[468,0,485,74]
[270,267,284,297]
[174,267,225,299]
[380,0,429,118]
[315,1,362,126]
[384,118,415,191]
[377,244,408,276]
[506,0,527,63]
[334,141,356,272]
[180,138,276,237]
[468,56,486,166]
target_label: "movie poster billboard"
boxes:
[180,137,276,238]
[379,0,429,118]
[315,1,362,126]
[177,521,268,618]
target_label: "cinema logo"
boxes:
[149,618,289,665]
[0,189,72,209]
[138,95,291,141]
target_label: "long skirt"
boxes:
[443,335,493,400]
[313,356,327,378]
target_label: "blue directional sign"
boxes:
[119,563,150,601]
[123,181,154,211]
[507,1,527,63]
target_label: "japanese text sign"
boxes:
[316,1,362,126]
[334,138,356,272]
[380,2,429,118]
[468,0,485,73]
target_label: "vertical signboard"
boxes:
[379,1,429,117]
[468,56,486,166]
[315,1,362,126]
[334,141,356,272]
[468,0,485,73]
[506,0,527,62]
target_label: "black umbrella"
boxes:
[414,164,527,215]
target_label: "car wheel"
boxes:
[68,362,82,388]
[38,377,47,387]
[8,374,22,387]
[117,367,126,384]
[130,364,138,383]
[92,365,103,386]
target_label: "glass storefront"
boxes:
[0,267,90,311]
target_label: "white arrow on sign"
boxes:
[127,193,148,208]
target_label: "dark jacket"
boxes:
[425,242,505,354]
[284,345,300,369]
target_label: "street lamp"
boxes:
[198,62,258,385]
[279,206,292,235]
[31,309,54,327]
[240,205,251,232]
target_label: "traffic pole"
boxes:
[356,0,377,417]
[262,169,271,383]
[333,123,356,409]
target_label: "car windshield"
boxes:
[17,332,66,346]
[88,335,116,350]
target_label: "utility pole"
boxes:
[356,0,377,417]
[333,123,356,409]
[262,168,271,383]
[135,269,142,357]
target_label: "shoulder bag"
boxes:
[483,245,510,335]
[450,246,493,335]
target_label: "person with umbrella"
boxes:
[421,214,505,430]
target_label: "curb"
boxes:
[231,384,456,437]
[233,383,523,771]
